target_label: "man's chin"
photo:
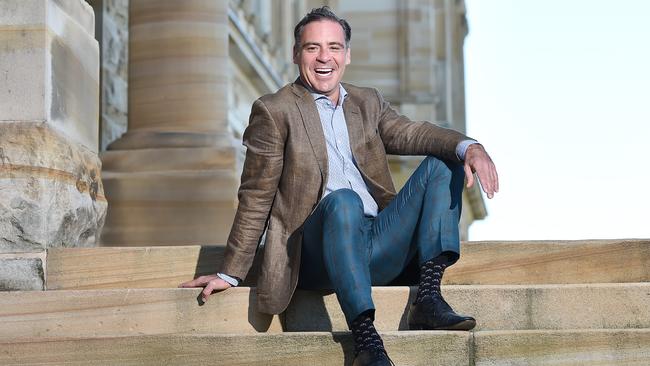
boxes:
[312,84,337,95]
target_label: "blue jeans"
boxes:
[297,156,465,325]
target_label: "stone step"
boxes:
[46,246,261,289]
[0,331,469,366]
[2,284,649,341]
[46,239,650,290]
[446,239,650,285]
[1,330,648,365]
[0,288,281,341]
[473,329,650,365]
[286,283,650,332]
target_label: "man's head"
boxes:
[293,7,351,103]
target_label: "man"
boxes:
[181,6,498,366]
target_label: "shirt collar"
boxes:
[306,83,348,106]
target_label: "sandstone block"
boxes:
[0,0,99,152]
[0,331,470,366]
[0,258,43,291]
[46,246,258,289]
[0,288,280,341]
[46,240,650,288]
[100,170,238,246]
[474,329,650,365]
[446,239,650,284]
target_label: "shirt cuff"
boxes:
[456,139,479,161]
[216,273,240,287]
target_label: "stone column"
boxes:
[100,0,239,246]
[0,0,105,289]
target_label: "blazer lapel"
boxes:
[343,101,366,165]
[292,83,328,179]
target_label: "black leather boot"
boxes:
[407,295,476,330]
[352,349,394,366]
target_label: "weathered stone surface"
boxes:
[100,0,129,151]
[474,329,650,365]
[0,331,470,366]
[0,288,281,341]
[0,0,38,24]
[0,124,106,252]
[0,258,43,290]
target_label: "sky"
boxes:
[464,0,650,240]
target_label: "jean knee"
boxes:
[322,189,364,220]
[424,156,464,182]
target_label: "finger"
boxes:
[201,281,215,303]
[178,278,199,288]
[179,276,206,288]
[487,163,498,195]
[464,163,474,188]
[476,168,494,199]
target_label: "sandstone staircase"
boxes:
[1,239,649,365]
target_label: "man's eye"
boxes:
[306,46,318,52]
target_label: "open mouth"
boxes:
[315,68,334,76]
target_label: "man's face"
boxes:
[293,20,350,103]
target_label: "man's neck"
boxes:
[298,78,343,106]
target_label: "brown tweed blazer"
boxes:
[220,80,470,315]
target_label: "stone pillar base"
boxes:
[0,124,107,251]
[99,144,239,246]
[1,124,106,290]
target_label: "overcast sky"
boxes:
[464,0,650,240]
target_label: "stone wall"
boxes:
[99,0,129,151]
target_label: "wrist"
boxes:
[216,272,240,287]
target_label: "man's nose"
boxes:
[316,48,331,62]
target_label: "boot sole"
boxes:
[408,319,476,331]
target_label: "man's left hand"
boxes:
[464,144,499,199]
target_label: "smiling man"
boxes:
[181,6,498,366]
[294,18,350,103]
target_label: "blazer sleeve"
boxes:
[220,99,285,280]
[374,89,470,163]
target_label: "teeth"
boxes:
[315,68,333,74]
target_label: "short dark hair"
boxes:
[293,6,351,51]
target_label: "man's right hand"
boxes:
[179,274,231,303]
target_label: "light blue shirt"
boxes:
[311,85,380,216]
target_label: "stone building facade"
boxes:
[1,0,485,288]
[91,0,485,247]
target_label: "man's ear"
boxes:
[292,46,299,64]
[345,47,351,65]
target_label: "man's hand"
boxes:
[179,274,231,303]
[464,144,499,199]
